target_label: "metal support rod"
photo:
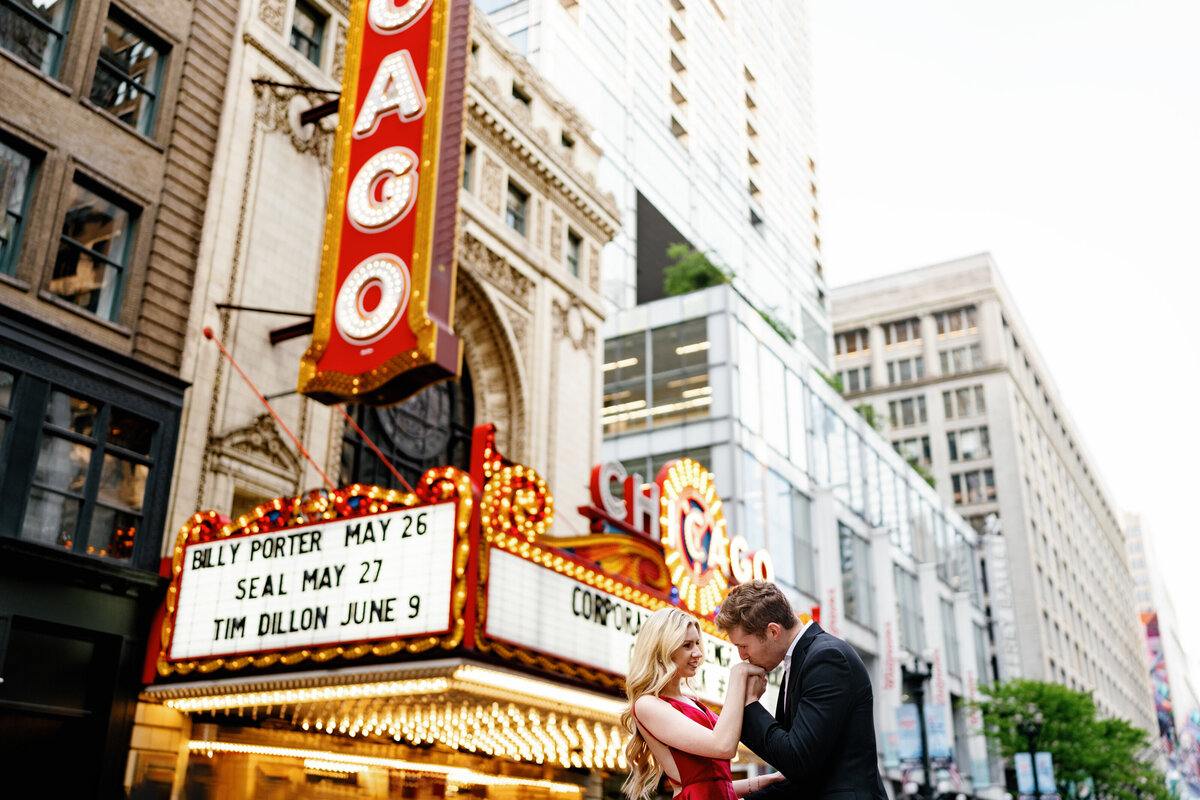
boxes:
[204,327,336,491]
[249,77,339,94]
[214,303,314,318]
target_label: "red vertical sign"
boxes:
[299,0,468,405]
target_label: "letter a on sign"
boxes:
[299,0,469,405]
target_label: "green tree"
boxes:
[975,680,1168,800]
[662,243,732,296]
[854,403,884,433]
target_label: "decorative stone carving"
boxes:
[259,0,286,32]
[506,307,532,368]
[588,244,600,292]
[534,197,544,251]
[460,232,533,308]
[549,211,563,262]
[333,24,348,82]
[480,155,503,215]
[552,298,595,351]
[211,413,302,480]
[253,79,335,164]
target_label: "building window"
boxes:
[951,468,996,505]
[942,385,986,419]
[0,139,36,276]
[566,228,581,277]
[935,305,978,337]
[90,11,166,136]
[839,523,872,626]
[52,176,137,321]
[939,344,983,375]
[892,436,931,466]
[895,565,923,653]
[942,598,961,677]
[886,356,924,385]
[602,330,647,433]
[888,395,927,428]
[340,366,474,491]
[505,181,527,235]
[20,388,157,562]
[290,0,325,65]
[835,328,868,356]
[461,141,474,191]
[839,365,871,393]
[884,317,921,347]
[602,318,709,433]
[0,0,74,76]
[948,426,990,461]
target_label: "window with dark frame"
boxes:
[89,11,166,136]
[0,0,74,77]
[290,0,325,66]
[462,141,474,191]
[51,176,137,321]
[18,387,157,563]
[566,228,581,277]
[505,181,527,235]
[0,138,36,276]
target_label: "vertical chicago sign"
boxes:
[299,0,469,405]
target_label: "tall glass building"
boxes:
[603,285,1003,800]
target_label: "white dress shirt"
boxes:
[780,619,813,707]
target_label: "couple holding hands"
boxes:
[622,580,888,800]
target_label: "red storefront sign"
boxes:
[299,0,469,405]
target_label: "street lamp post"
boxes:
[902,658,935,800]
[1015,708,1045,797]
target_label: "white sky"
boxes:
[809,0,1200,682]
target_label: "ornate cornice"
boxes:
[459,231,534,309]
[468,82,619,239]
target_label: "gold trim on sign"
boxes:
[298,0,367,390]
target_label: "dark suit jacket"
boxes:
[741,622,888,800]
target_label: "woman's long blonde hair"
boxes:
[621,607,700,800]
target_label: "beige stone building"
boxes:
[132,1,619,796]
[831,254,1156,733]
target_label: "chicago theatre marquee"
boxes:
[133,0,787,797]
[142,425,783,799]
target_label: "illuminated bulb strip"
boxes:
[453,666,625,717]
[675,341,711,355]
[162,677,449,712]
[191,741,581,794]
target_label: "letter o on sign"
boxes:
[334,254,410,344]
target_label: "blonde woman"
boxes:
[622,607,786,799]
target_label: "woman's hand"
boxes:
[760,771,786,786]
[729,661,766,680]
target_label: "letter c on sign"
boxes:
[368,0,433,33]
[334,254,410,345]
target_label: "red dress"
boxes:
[639,695,737,799]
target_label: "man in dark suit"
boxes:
[715,580,889,800]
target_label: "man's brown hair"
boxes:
[714,580,798,636]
